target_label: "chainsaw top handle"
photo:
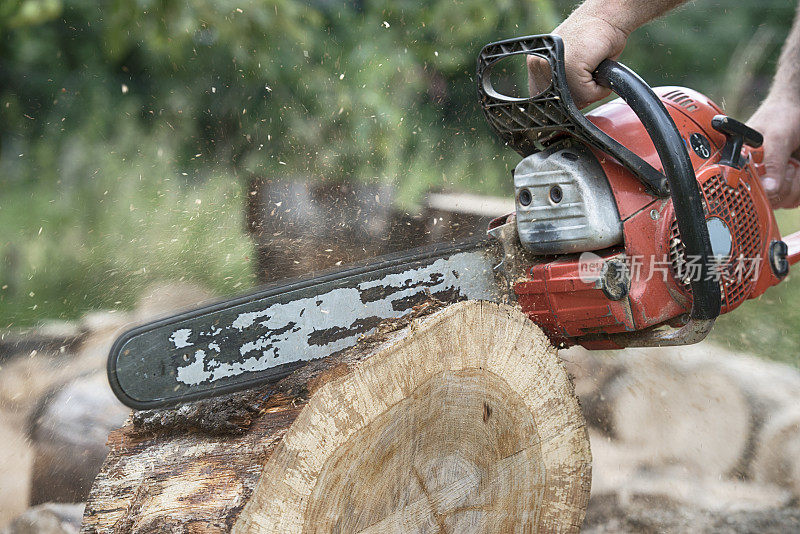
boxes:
[477,34,722,338]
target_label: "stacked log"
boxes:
[0,282,212,528]
[1,503,84,534]
[7,277,800,530]
[563,343,800,495]
[0,411,32,528]
[28,372,129,505]
[752,407,800,497]
[601,351,751,477]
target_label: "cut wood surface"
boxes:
[81,300,591,533]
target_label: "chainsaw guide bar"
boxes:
[108,238,502,409]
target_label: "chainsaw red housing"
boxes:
[512,87,786,349]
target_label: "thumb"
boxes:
[527,55,549,98]
[761,175,781,197]
[761,142,790,197]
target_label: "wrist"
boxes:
[553,10,630,63]
[568,0,638,37]
[566,0,689,38]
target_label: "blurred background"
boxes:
[1,0,799,361]
[4,0,800,531]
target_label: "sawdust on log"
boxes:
[130,297,452,437]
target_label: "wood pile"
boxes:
[3,274,800,532]
[562,342,800,529]
[1,503,84,534]
[0,282,212,528]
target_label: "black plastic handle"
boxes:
[711,115,763,169]
[476,35,669,196]
[593,60,721,322]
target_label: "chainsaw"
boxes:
[108,35,800,410]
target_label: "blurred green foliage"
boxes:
[0,0,799,363]
[622,0,797,115]
[1,0,559,198]
[0,0,557,326]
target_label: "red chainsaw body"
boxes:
[511,87,785,349]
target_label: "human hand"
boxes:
[528,13,629,109]
[747,97,800,209]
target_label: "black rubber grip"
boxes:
[594,60,721,321]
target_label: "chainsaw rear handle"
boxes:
[592,59,721,325]
[786,231,800,266]
[785,159,800,266]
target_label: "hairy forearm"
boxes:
[768,5,800,103]
[746,2,800,208]
[566,0,689,36]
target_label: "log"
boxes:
[603,350,751,477]
[751,407,800,499]
[0,282,213,528]
[582,343,800,481]
[0,411,33,529]
[559,347,624,434]
[81,301,591,533]
[2,503,84,534]
[587,429,792,513]
[0,320,83,361]
[28,372,129,505]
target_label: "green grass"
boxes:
[0,128,255,328]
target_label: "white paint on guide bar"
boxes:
[176,349,208,385]
[231,309,271,331]
[170,329,193,349]
[171,250,497,386]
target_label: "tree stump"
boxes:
[81,301,591,533]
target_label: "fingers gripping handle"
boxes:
[476,35,669,196]
[757,156,800,266]
[593,59,721,323]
